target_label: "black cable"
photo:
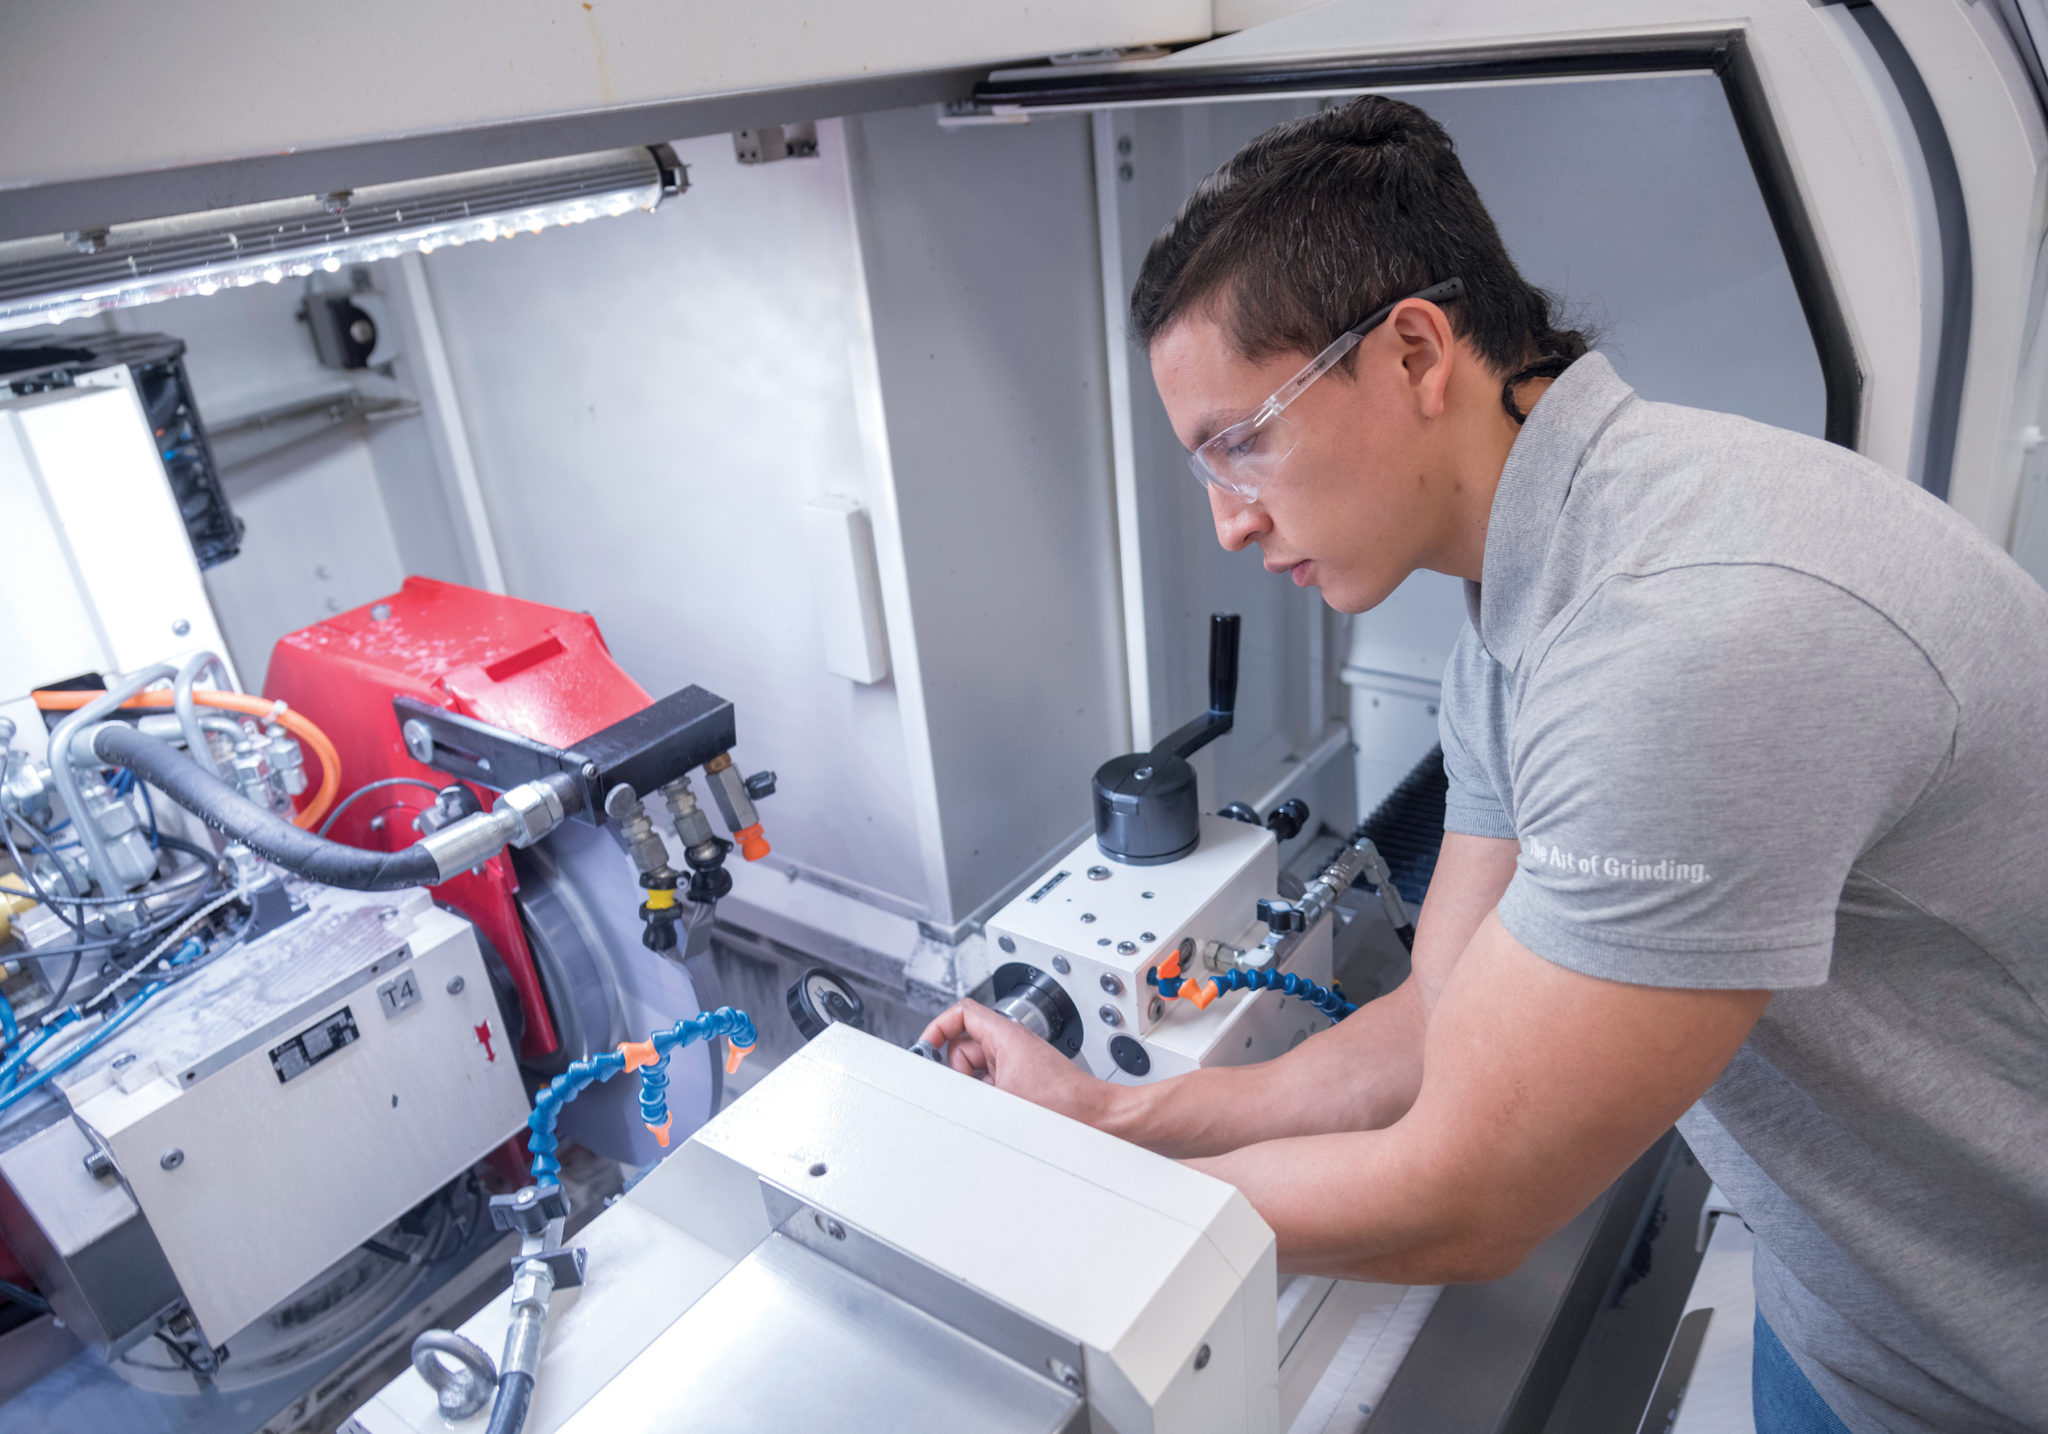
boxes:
[484,1371,535,1434]
[152,1329,208,1378]
[92,726,441,892]
[0,810,88,932]
[362,1237,422,1266]
[316,777,444,838]
[42,952,81,1012]
[0,1278,49,1314]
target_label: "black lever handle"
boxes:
[1155,613,1240,761]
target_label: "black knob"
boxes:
[489,1182,570,1234]
[1264,799,1310,843]
[744,771,777,801]
[1257,898,1305,934]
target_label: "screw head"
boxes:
[111,1053,137,1070]
[1051,955,1070,975]
[808,1162,828,1177]
[401,719,434,763]
[160,1148,184,1171]
[1097,937,1111,947]
[1047,1358,1083,1391]
[516,1187,537,1205]
[1118,162,1135,182]
[1149,997,1165,1021]
[1086,865,1110,881]
[1140,932,1156,942]
[1098,1005,1122,1028]
[370,602,392,621]
[1116,941,1138,955]
[814,1213,846,1241]
[446,975,466,995]
[1079,913,1096,924]
[1099,973,1124,996]
[170,618,191,637]
[1194,1343,1211,1371]
[998,935,1016,953]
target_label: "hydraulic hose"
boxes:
[88,724,439,891]
[483,1371,534,1434]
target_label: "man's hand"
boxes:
[917,999,1116,1127]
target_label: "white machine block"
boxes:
[53,885,529,1344]
[350,1023,1280,1434]
[986,815,1334,1082]
[0,375,230,697]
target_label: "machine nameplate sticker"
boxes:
[1026,870,1070,903]
[269,1007,359,1084]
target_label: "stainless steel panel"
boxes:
[762,1180,1087,1387]
[557,1233,1083,1434]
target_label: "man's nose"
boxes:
[1208,486,1270,551]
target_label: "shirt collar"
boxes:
[1471,351,1634,669]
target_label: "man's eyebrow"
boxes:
[1188,409,1237,451]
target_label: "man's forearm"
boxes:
[1091,978,1429,1158]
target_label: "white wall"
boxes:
[415,125,935,917]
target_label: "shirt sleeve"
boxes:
[1496,565,1955,989]
[1438,621,1519,840]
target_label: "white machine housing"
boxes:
[0,884,530,1349]
[986,814,1336,1084]
[349,1022,1280,1434]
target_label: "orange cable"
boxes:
[31,689,341,830]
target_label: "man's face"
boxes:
[1150,311,1440,614]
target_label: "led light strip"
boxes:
[0,145,685,333]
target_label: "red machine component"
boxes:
[265,577,664,1063]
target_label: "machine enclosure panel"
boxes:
[351,1024,1279,1434]
[54,889,529,1343]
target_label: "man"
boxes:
[920,97,2048,1433]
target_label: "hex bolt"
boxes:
[1051,955,1071,975]
[1098,1005,1122,1028]
[1099,973,1124,996]
[446,975,466,995]
[998,935,1016,953]
[160,1148,185,1172]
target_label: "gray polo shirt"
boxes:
[1438,354,2048,1434]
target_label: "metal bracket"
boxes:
[392,685,736,825]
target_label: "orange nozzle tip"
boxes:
[735,825,770,862]
[725,1039,754,1075]
[618,1039,660,1072]
[645,1118,673,1148]
[1186,980,1219,1010]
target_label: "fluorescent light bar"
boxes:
[0,145,686,332]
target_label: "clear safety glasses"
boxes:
[1186,277,1466,502]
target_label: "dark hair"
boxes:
[1129,96,1590,422]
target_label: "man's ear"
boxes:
[1387,298,1457,419]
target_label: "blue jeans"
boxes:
[1754,1311,1854,1434]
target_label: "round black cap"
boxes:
[1092,752,1199,865]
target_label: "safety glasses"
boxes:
[1186,277,1466,502]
